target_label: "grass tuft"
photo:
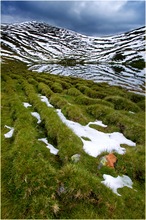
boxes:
[104,95,141,112]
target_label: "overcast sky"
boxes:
[1,0,145,36]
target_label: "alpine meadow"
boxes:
[1,21,145,219]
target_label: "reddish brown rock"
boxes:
[105,153,117,168]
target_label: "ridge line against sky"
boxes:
[1,0,145,36]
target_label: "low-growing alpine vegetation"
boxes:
[1,60,145,219]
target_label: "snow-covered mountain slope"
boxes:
[1,21,145,94]
[1,21,145,65]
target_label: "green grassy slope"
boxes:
[1,60,145,219]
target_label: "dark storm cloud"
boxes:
[1,1,145,36]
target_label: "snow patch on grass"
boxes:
[4,125,14,138]
[88,120,107,127]
[39,95,136,157]
[23,102,32,108]
[38,138,59,155]
[56,109,136,157]
[129,111,135,114]
[31,112,41,124]
[101,174,133,196]
[39,95,53,107]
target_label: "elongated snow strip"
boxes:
[4,125,14,138]
[88,120,107,128]
[101,174,133,196]
[39,94,136,157]
[38,95,53,108]
[38,138,59,155]
[22,101,58,154]
[31,112,41,124]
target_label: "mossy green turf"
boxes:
[1,60,145,219]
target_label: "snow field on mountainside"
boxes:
[29,62,145,94]
[1,22,145,94]
[1,22,145,64]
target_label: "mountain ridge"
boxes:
[1,21,145,94]
[1,21,145,65]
